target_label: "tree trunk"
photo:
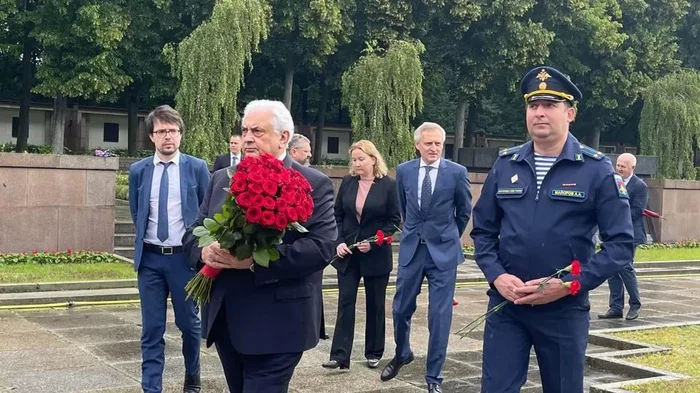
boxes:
[51,93,67,154]
[588,127,601,150]
[452,97,468,160]
[465,101,478,149]
[127,88,139,156]
[283,63,294,110]
[313,77,328,165]
[15,12,34,152]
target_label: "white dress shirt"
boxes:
[417,158,440,208]
[623,174,632,186]
[230,153,241,167]
[145,152,185,246]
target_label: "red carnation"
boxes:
[246,206,263,224]
[236,192,256,209]
[385,236,393,245]
[571,260,581,276]
[568,280,582,296]
[375,230,385,245]
[261,210,276,226]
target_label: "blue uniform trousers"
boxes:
[393,244,457,385]
[138,250,201,393]
[481,296,589,393]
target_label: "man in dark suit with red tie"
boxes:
[183,100,337,393]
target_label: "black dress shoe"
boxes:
[428,383,442,393]
[320,334,330,340]
[597,309,623,319]
[626,308,641,320]
[380,353,414,381]
[322,360,349,370]
[184,372,201,393]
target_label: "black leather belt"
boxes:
[144,243,184,255]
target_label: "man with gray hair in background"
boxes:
[599,152,647,321]
[288,134,312,166]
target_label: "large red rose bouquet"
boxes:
[185,153,314,306]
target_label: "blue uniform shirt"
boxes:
[471,133,634,306]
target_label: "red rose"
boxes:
[233,171,247,183]
[375,230,385,245]
[253,194,265,207]
[275,212,289,230]
[248,183,264,195]
[568,280,582,295]
[263,196,276,210]
[236,192,256,209]
[248,171,265,185]
[246,206,263,224]
[230,178,247,194]
[268,172,281,183]
[571,260,581,276]
[262,181,279,196]
[276,198,289,211]
[286,207,298,222]
[237,156,252,171]
[261,210,276,226]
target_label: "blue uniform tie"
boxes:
[421,166,433,211]
[157,162,172,242]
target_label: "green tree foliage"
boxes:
[342,40,424,168]
[639,70,700,179]
[167,0,270,163]
[31,0,132,153]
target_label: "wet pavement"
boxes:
[2,275,700,392]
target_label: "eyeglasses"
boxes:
[151,129,181,137]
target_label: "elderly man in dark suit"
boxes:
[599,152,647,321]
[182,100,337,393]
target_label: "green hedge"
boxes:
[0,143,154,159]
[638,240,700,249]
[0,250,122,265]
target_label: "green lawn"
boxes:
[0,262,136,283]
[612,326,700,393]
[635,248,700,262]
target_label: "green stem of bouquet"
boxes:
[185,273,214,308]
[456,300,508,338]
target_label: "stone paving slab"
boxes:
[3,277,700,392]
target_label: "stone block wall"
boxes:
[0,153,118,253]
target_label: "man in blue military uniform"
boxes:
[470,66,634,393]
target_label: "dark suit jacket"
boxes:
[182,155,337,355]
[128,154,210,271]
[626,175,648,246]
[332,175,401,277]
[396,158,472,270]
[212,153,239,172]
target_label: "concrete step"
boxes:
[114,221,134,234]
[114,234,135,247]
[0,280,137,294]
[0,287,140,306]
[114,247,134,259]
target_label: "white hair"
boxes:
[288,134,310,150]
[414,122,446,143]
[243,100,295,140]
[618,152,637,167]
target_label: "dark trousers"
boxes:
[329,264,390,366]
[607,247,641,311]
[481,298,589,393]
[393,244,456,385]
[212,306,303,393]
[138,251,201,393]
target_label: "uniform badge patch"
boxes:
[613,174,629,199]
[511,174,518,183]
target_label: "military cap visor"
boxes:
[520,66,582,103]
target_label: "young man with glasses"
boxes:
[128,105,211,393]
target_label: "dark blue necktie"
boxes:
[421,166,433,211]
[157,162,172,242]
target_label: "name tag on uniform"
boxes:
[550,189,586,199]
[497,188,524,195]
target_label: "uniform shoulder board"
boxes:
[498,144,525,157]
[579,144,605,160]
